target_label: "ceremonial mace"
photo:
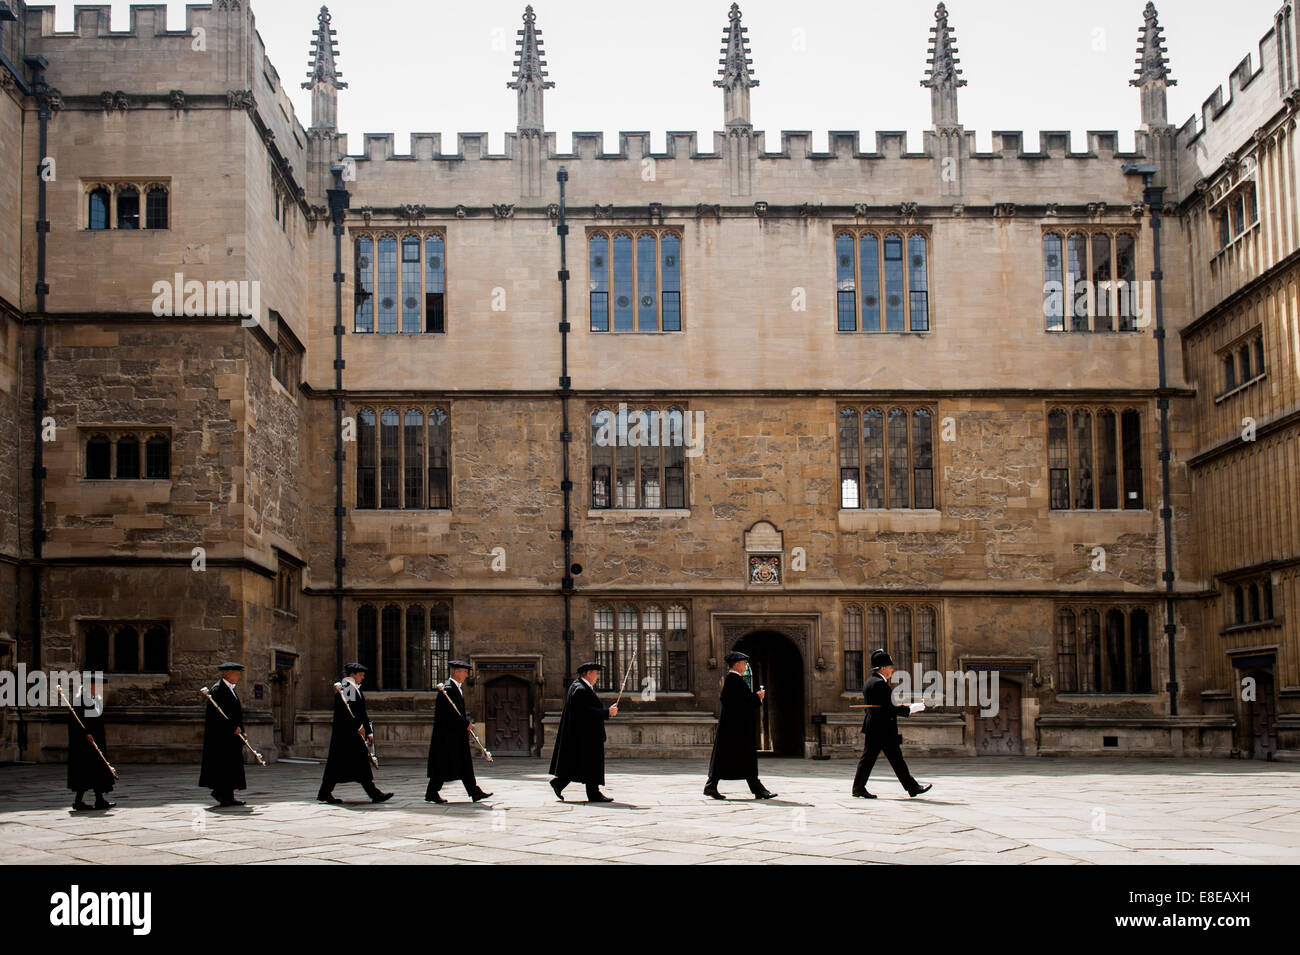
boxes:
[434,683,493,762]
[56,685,117,778]
[333,682,379,767]
[199,687,267,766]
[611,646,638,708]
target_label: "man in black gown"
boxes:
[851,649,932,799]
[318,663,392,804]
[199,662,248,807]
[67,675,114,811]
[426,660,492,803]
[704,651,777,800]
[548,662,618,803]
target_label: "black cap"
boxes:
[448,660,472,671]
[343,662,368,674]
[217,662,245,671]
[870,649,894,670]
[724,650,750,665]
[576,661,603,674]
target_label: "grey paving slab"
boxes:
[2,757,1297,865]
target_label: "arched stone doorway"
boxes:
[732,630,805,756]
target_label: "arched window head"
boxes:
[85,434,111,479]
[145,187,169,230]
[116,186,140,230]
[89,188,111,231]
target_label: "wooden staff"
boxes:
[333,682,379,767]
[56,686,117,779]
[611,646,638,707]
[199,687,266,766]
[435,683,493,762]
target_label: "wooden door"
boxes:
[272,654,296,748]
[974,677,1023,755]
[1248,669,1278,760]
[485,676,530,756]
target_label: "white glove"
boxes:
[909,701,926,714]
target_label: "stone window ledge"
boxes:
[586,509,691,520]
[1054,693,1160,702]
[1214,372,1266,403]
[100,673,169,689]
[1221,617,1282,636]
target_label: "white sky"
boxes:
[46,0,1285,154]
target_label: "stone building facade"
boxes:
[0,0,1296,765]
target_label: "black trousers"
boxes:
[552,778,603,800]
[426,769,479,799]
[317,779,384,799]
[852,736,919,792]
[705,775,766,794]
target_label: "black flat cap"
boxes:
[343,662,369,674]
[576,661,603,673]
[217,662,245,671]
[448,660,472,670]
[724,651,750,665]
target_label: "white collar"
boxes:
[580,675,595,689]
[449,676,462,690]
[222,678,237,694]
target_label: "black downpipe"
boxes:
[556,167,574,685]
[1144,178,1178,717]
[28,55,51,672]
[327,166,350,677]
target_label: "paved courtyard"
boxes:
[1,757,1297,864]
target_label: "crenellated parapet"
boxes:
[334,125,1150,211]
[1173,5,1300,203]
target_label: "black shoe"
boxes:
[587,791,614,803]
[370,791,393,803]
[471,790,492,802]
[426,792,447,804]
[908,783,932,798]
[218,798,245,807]
[72,800,91,812]
[93,798,116,810]
[318,794,342,804]
[550,779,565,802]
[703,786,725,800]
[851,789,876,799]
[753,789,778,799]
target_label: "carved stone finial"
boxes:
[1132,3,1175,88]
[304,6,347,91]
[715,4,758,126]
[508,5,553,132]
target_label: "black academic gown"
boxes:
[707,670,763,780]
[861,673,912,743]
[322,681,375,785]
[198,681,246,792]
[426,681,473,784]
[548,678,610,785]
[67,702,114,794]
